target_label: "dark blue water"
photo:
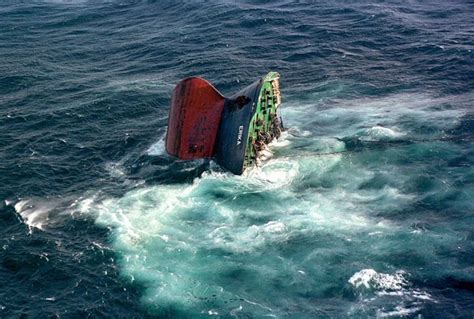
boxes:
[1,1,473,318]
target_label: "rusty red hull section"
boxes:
[165,77,225,160]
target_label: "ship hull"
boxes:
[165,72,282,175]
[215,79,263,174]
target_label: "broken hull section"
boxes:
[165,77,225,160]
[165,72,282,174]
[215,79,263,174]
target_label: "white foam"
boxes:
[78,195,98,214]
[207,309,219,316]
[358,125,405,141]
[261,221,285,233]
[349,269,408,290]
[7,193,103,233]
[146,134,166,155]
[245,158,299,189]
[285,127,311,137]
[105,162,126,178]
[376,305,420,318]
[13,199,52,232]
[4,199,14,206]
[269,131,291,147]
[208,220,288,253]
[257,145,273,162]
[349,269,435,317]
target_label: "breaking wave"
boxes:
[349,269,435,318]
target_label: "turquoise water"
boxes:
[1,1,473,318]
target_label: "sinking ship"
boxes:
[165,72,283,175]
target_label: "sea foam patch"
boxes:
[357,125,405,141]
[6,193,102,233]
[349,269,408,290]
[13,199,51,231]
[9,198,71,233]
[348,269,434,317]
[146,133,166,156]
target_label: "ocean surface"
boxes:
[1,1,473,318]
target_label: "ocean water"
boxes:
[1,1,473,318]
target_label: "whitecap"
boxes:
[349,269,408,290]
[358,125,405,141]
[104,161,126,178]
[376,305,420,318]
[349,269,435,317]
[146,134,166,155]
[13,199,52,232]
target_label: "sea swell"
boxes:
[1,0,473,318]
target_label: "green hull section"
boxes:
[244,72,283,171]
